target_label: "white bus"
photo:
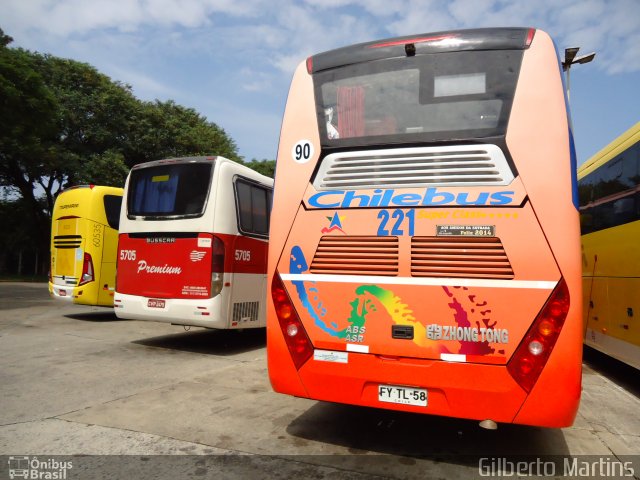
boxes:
[114,156,273,329]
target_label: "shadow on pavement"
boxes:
[583,345,639,398]
[287,402,569,467]
[133,328,266,356]
[65,310,123,322]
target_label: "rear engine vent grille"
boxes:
[313,145,514,190]
[232,301,260,323]
[411,236,514,279]
[53,235,82,249]
[311,236,399,276]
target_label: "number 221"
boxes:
[377,209,415,236]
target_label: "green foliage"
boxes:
[0,196,47,275]
[125,100,241,165]
[76,150,130,187]
[242,159,276,178]
[0,27,243,275]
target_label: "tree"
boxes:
[31,53,140,206]
[0,31,58,255]
[0,28,244,276]
[124,100,241,166]
[0,196,47,276]
[76,150,130,187]
[243,159,275,178]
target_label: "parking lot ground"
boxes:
[0,282,638,479]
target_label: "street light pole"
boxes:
[563,47,596,103]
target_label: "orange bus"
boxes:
[267,28,582,427]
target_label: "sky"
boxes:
[2,0,639,166]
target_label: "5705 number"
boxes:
[377,209,415,236]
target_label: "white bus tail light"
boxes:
[211,236,225,298]
[272,272,313,369]
[79,253,95,285]
[507,279,570,393]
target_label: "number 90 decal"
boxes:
[291,140,314,164]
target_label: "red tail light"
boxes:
[272,272,313,369]
[79,252,95,285]
[210,235,225,297]
[525,28,536,47]
[507,279,570,393]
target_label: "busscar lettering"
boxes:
[146,237,176,244]
[308,187,515,208]
[137,260,182,274]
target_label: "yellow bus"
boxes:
[49,185,123,307]
[578,121,640,370]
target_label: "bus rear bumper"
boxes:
[271,350,579,427]
[49,283,74,302]
[113,292,229,329]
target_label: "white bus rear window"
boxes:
[128,163,212,218]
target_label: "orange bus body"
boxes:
[267,28,582,427]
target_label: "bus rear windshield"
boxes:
[127,163,212,218]
[315,50,523,147]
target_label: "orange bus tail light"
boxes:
[79,253,95,285]
[507,279,570,393]
[211,236,225,298]
[272,272,313,369]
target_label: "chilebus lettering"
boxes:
[308,188,515,208]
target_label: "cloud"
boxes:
[107,65,181,99]
[2,0,268,37]
[4,0,640,75]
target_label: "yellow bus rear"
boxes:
[49,185,123,307]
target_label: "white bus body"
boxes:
[114,156,273,329]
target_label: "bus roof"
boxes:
[53,185,123,226]
[577,121,640,179]
[130,156,219,170]
[129,156,274,186]
[308,27,535,73]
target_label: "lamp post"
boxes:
[563,47,596,103]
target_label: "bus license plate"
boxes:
[59,290,66,296]
[147,299,166,308]
[378,385,427,407]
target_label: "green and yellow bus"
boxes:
[49,185,123,307]
[578,121,640,369]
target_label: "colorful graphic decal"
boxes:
[435,287,505,356]
[321,212,346,234]
[289,246,506,357]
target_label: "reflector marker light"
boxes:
[346,343,369,353]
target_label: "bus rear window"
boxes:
[103,195,122,229]
[127,163,212,218]
[315,50,522,147]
